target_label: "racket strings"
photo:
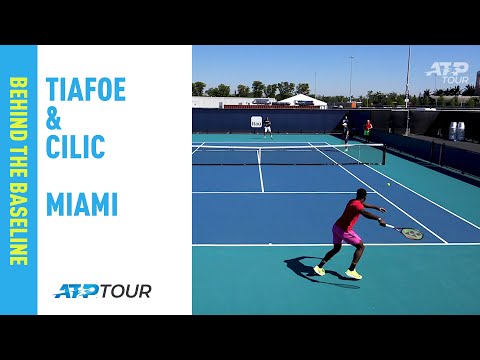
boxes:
[401,228,423,240]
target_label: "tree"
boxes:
[295,83,310,95]
[421,95,430,106]
[195,78,477,103]
[410,95,418,106]
[265,84,278,98]
[237,85,250,97]
[385,92,401,107]
[450,96,459,107]
[251,81,265,98]
[205,83,231,97]
[439,95,446,107]
[192,82,206,96]
[462,84,476,96]
[277,82,295,100]
[443,86,461,96]
[321,95,346,105]
[421,89,431,106]
[467,97,478,107]
[205,88,218,97]
[366,90,373,106]
[369,91,387,107]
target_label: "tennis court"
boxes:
[192,133,480,315]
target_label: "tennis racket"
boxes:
[385,224,424,240]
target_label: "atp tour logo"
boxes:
[425,62,469,85]
[54,284,152,298]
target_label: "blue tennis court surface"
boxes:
[192,134,480,315]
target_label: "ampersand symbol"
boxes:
[46,106,61,130]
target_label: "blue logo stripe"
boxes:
[0,45,37,314]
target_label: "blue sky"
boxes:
[192,45,480,97]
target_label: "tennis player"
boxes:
[342,116,349,151]
[364,119,373,143]
[313,188,387,280]
[264,116,273,139]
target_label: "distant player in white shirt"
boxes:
[342,116,349,151]
[264,116,273,139]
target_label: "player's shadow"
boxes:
[283,256,360,289]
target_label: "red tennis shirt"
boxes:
[335,199,364,231]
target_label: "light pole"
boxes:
[405,45,411,136]
[349,56,354,102]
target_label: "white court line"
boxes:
[363,164,480,231]
[190,141,331,144]
[257,149,264,192]
[315,142,448,244]
[192,191,362,194]
[192,141,476,243]
[191,142,205,154]
[193,243,480,247]
[313,141,478,232]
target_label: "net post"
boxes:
[382,144,386,165]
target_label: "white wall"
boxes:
[192,96,276,108]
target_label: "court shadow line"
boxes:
[283,256,360,289]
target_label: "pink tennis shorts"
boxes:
[332,224,362,245]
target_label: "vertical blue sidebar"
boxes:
[0,46,37,314]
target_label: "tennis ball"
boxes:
[387,182,391,186]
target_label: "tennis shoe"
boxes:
[313,265,325,276]
[345,269,362,280]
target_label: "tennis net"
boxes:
[192,143,386,165]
